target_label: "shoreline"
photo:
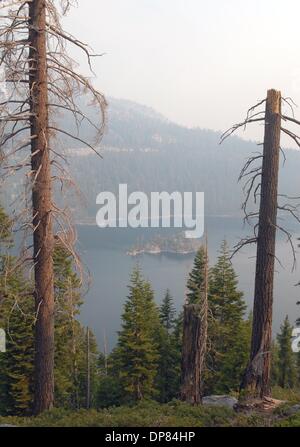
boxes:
[75,214,244,226]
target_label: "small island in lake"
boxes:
[127,232,201,256]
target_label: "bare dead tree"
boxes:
[0,0,106,413]
[221,89,300,403]
[181,241,208,404]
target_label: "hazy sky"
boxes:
[64,0,300,142]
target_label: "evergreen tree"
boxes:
[206,240,249,394]
[53,243,81,408]
[114,267,160,401]
[53,243,98,409]
[156,290,180,402]
[276,316,296,389]
[0,262,35,415]
[96,352,124,408]
[160,289,176,331]
[0,207,13,250]
[270,341,280,387]
[0,220,99,415]
[0,207,34,416]
[186,246,207,304]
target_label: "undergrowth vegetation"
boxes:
[0,397,300,427]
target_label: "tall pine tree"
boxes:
[156,290,180,402]
[114,267,160,401]
[160,289,176,331]
[207,240,250,394]
[53,243,98,409]
[187,246,207,304]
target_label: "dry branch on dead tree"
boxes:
[0,0,106,413]
[221,94,300,264]
[221,89,300,403]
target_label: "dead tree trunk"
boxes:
[180,305,204,403]
[181,243,208,403]
[0,0,106,415]
[240,89,281,398]
[29,0,55,414]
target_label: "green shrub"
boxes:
[96,376,124,409]
[1,398,300,427]
[272,386,300,404]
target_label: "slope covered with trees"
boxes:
[3,98,300,222]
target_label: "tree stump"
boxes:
[181,304,206,404]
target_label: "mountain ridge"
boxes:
[64,97,299,220]
[2,97,300,221]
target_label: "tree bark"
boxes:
[29,0,55,414]
[240,89,281,399]
[181,305,204,403]
[181,242,208,404]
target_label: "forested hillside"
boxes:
[65,98,300,220]
[2,97,299,220]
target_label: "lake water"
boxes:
[76,217,300,352]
